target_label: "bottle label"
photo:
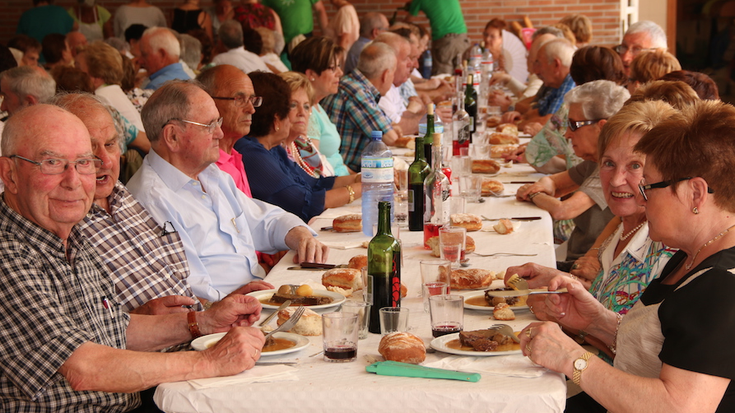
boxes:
[361,157,394,183]
[407,189,414,212]
[390,251,402,306]
[366,274,374,306]
[457,124,471,144]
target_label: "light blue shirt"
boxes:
[145,62,192,90]
[127,149,311,301]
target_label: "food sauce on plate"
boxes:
[446,339,521,352]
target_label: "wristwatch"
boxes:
[572,351,594,386]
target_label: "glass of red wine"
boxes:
[429,295,464,337]
[322,313,359,362]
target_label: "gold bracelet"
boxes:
[528,191,543,201]
[345,185,355,203]
[609,313,624,354]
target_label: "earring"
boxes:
[276,126,280,131]
[693,207,699,214]
[310,78,315,81]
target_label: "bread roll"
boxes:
[450,213,482,232]
[427,235,475,257]
[322,268,363,290]
[450,268,495,289]
[481,179,505,196]
[378,332,426,364]
[493,303,515,320]
[394,136,415,149]
[486,115,502,128]
[333,214,362,233]
[277,307,322,336]
[490,144,518,158]
[493,218,514,234]
[496,123,519,135]
[487,132,520,145]
[348,255,368,270]
[471,159,501,174]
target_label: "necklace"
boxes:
[286,142,319,178]
[620,220,646,241]
[685,223,735,270]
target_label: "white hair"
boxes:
[626,20,668,49]
[143,27,180,58]
[543,38,575,68]
[564,80,631,120]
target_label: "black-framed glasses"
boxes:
[568,119,601,132]
[165,117,223,134]
[614,44,656,56]
[211,95,263,108]
[638,177,714,201]
[9,155,102,175]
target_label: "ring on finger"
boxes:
[525,343,532,354]
[529,305,535,314]
[526,328,532,338]
[571,263,579,270]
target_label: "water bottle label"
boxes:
[362,157,394,183]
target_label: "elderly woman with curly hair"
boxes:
[234,71,361,222]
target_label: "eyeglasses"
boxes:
[165,117,223,134]
[615,44,656,56]
[211,95,263,108]
[9,155,102,175]
[638,177,715,201]
[568,119,601,132]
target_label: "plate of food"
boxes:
[430,330,522,356]
[247,287,346,312]
[461,290,529,312]
[191,332,309,356]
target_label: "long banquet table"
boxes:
[154,159,568,413]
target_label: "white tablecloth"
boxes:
[155,162,567,413]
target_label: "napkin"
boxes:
[423,355,547,378]
[187,365,298,389]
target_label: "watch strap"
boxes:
[572,351,594,386]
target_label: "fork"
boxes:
[490,324,521,343]
[507,274,530,290]
[264,306,305,343]
[472,252,537,257]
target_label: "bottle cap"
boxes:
[432,132,442,146]
[427,103,434,116]
[371,131,383,140]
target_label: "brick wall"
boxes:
[2,0,624,54]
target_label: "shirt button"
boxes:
[201,195,206,199]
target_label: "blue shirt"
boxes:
[235,138,336,222]
[127,149,310,301]
[537,74,575,116]
[344,36,370,75]
[145,62,192,91]
[321,69,393,171]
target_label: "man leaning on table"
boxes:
[0,104,265,412]
[127,80,328,303]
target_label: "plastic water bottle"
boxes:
[469,43,483,84]
[361,131,394,236]
[421,49,432,79]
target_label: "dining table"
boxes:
[154,141,569,413]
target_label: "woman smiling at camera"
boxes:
[521,100,735,412]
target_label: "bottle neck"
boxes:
[431,144,443,170]
[376,203,392,236]
[414,136,425,161]
[425,114,435,137]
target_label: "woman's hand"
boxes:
[522,122,543,136]
[542,276,608,333]
[520,321,585,374]
[502,142,527,163]
[504,262,566,288]
[515,177,554,201]
[488,71,511,87]
[570,256,601,282]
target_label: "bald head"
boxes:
[374,32,412,86]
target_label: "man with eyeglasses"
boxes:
[617,20,668,76]
[128,80,328,302]
[0,103,268,411]
[212,20,271,74]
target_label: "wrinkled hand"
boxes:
[435,104,453,124]
[285,226,329,264]
[526,295,556,321]
[130,295,196,315]
[488,71,510,87]
[200,294,263,334]
[522,122,543,136]
[229,280,275,296]
[515,182,551,201]
[501,111,521,124]
[488,91,511,108]
[542,276,607,332]
[570,256,602,282]
[504,262,566,288]
[520,321,584,374]
[502,142,527,163]
[203,326,265,376]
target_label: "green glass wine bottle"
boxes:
[367,201,402,333]
[407,135,430,231]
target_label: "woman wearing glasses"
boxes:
[234,72,361,222]
[517,80,630,272]
[520,99,735,413]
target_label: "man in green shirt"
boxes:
[262,0,329,48]
[407,0,467,75]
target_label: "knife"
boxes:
[482,216,542,221]
[287,263,348,270]
[485,288,568,298]
[366,361,481,382]
[507,181,537,184]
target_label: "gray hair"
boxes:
[141,80,203,143]
[564,80,631,120]
[360,12,388,38]
[0,66,56,108]
[626,20,667,49]
[50,92,125,151]
[542,38,575,67]
[179,34,202,71]
[143,27,180,59]
[532,26,564,41]
[373,32,410,56]
[357,42,397,79]
[219,20,244,50]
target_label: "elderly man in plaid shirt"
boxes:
[322,41,400,172]
[0,104,266,412]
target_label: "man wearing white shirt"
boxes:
[127,80,327,302]
[212,20,271,74]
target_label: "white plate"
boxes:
[431,332,522,357]
[247,289,346,312]
[191,332,310,356]
[460,290,529,312]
